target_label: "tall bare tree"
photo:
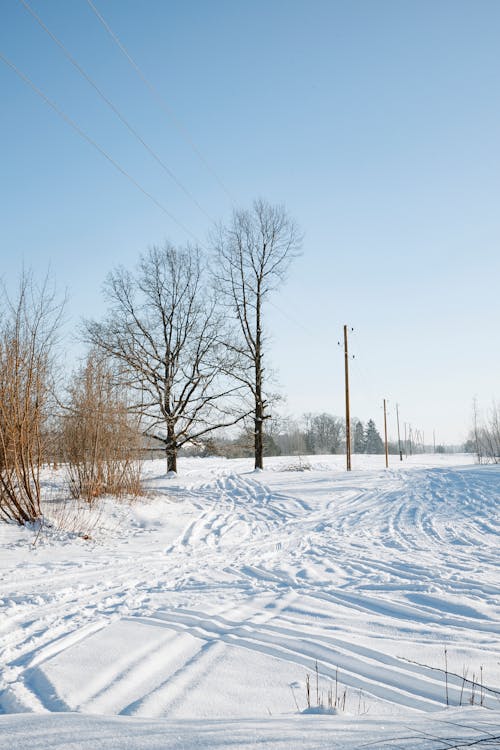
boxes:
[85,244,243,473]
[214,199,301,469]
[0,273,63,524]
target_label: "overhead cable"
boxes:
[85,0,236,206]
[0,50,201,243]
[18,0,214,224]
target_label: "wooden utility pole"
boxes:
[396,403,403,461]
[343,325,351,471]
[383,398,389,468]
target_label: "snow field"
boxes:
[1,453,499,748]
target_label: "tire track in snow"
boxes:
[127,609,444,712]
[2,461,500,718]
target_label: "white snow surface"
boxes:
[1,453,500,748]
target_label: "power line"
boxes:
[85,0,235,206]
[267,297,314,335]
[0,50,200,243]
[18,0,214,224]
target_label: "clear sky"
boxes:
[1,0,500,445]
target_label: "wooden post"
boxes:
[383,398,389,468]
[396,403,403,461]
[344,325,351,471]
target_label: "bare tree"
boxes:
[0,273,63,524]
[214,199,301,469]
[470,399,500,464]
[304,413,345,455]
[271,415,308,456]
[85,244,244,473]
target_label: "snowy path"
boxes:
[1,455,500,745]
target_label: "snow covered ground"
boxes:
[1,453,500,748]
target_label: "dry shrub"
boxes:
[61,353,142,503]
[0,275,61,525]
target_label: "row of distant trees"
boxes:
[270,414,390,456]
[190,414,391,460]
[0,199,303,524]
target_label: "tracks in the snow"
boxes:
[2,462,500,717]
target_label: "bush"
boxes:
[61,352,142,504]
[0,274,62,525]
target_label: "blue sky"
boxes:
[1,0,500,445]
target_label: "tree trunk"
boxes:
[254,286,264,470]
[166,448,177,473]
[166,422,177,473]
[254,408,263,469]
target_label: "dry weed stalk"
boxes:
[400,653,497,708]
[304,663,348,713]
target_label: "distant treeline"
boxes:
[181,414,420,459]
